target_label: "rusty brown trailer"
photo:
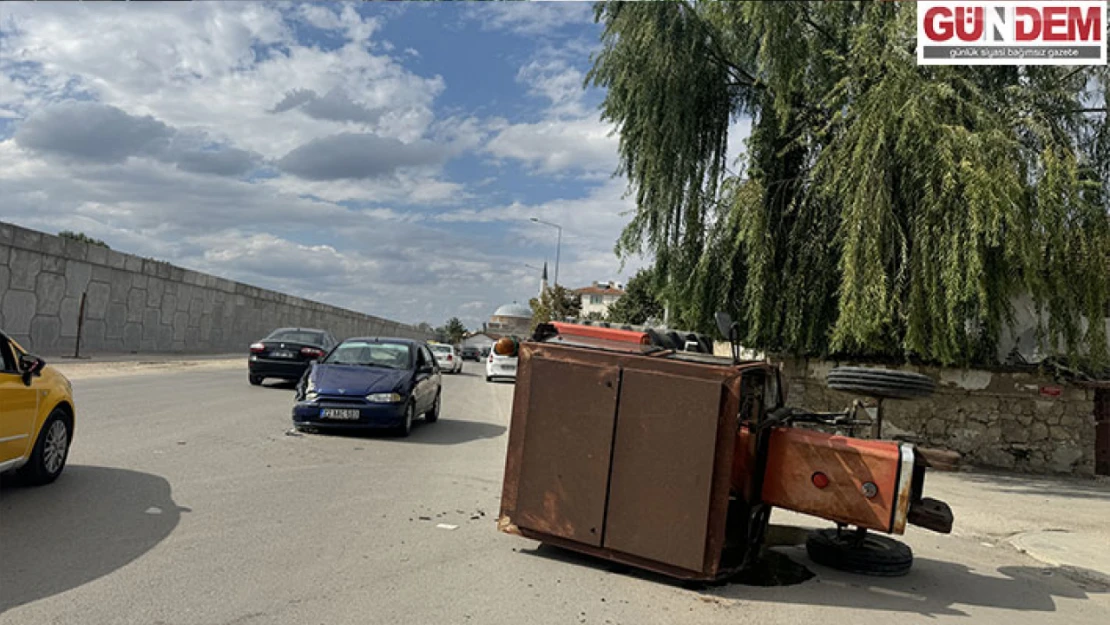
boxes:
[498,339,769,581]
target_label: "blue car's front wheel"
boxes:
[425,391,441,423]
[397,402,414,437]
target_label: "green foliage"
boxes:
[58,230,110,249]
[590,0,1110,369]
[444,317,467,345]
[529,285,582,330]
[607,267,665,325]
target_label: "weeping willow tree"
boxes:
[588,0,1110,369]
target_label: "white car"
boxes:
[429,344,462,374]
[485,349,517,382]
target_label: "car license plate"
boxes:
[272,350,295,359]
[321,408,360,420]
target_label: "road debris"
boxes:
[436,523,459,530]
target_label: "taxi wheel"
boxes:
[20,409,72,486]
[249,374,263,386]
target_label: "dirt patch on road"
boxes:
[52,358,244,381]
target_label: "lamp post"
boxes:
[529,217,561,288]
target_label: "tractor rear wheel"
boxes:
[805,528,913,577]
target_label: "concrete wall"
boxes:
[0,221,431,356]
[778,357,1098,476]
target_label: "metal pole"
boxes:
[872,398,884,440]
[553,225,561,289]
[74,291,87,359]
[529,217,562,289]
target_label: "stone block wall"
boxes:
[778,357,1098,476]
[0,221,431,356]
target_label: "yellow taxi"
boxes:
[0,330,75,485]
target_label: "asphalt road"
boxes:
[2,362,1108,624]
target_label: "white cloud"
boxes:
[0,2,443,158]
[726,117,754,174]
[0,2,643,330]
[432,177,648,290]
[516,58,590,118]
[482,38,617,176]
[486,117,617,175]
[468,1,596,36]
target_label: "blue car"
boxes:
[292,338,442,437]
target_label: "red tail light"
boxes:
[446,354,453,361]
[250,342,265,353]
[301,347,325,359]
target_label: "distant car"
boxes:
[460,346,481,361]
[248,327,337,386]
[292,338,441,437]
[429,343,463,374]
[486,346,518,382]
[1,330,75,485]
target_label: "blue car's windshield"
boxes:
[324,341,412,370]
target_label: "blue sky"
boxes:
[0,1,747,329]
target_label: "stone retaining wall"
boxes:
[778,357,1098,476]
[0,221,431,356]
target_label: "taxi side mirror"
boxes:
[18,353,45,385]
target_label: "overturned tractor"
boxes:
[498,316,953,581]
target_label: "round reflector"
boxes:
[811,472,830,489]
[861,482,878,499]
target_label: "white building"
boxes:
[574,281,626,318]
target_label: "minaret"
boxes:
[539,261,549,297]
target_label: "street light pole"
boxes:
[529,217,561,288]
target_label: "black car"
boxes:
[460,346,481,361]
[248,327,337,385]
[292,338,442,437]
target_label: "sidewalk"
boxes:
[45,352,244,381]
[771,469,1110,582]
[924,470,1110,582]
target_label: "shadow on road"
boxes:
[259,380,299,391]
[408,418,506,445]
[302,419,505,445]
[519,540,1107,616]
[0,466,186,615]
[707,544,1108,616]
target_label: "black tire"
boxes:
[646,329,673,350]
[667,331,685,351]
[18,409,72,486]
[696,334,713,354]
[805,528,914,577]
[396,402,414,438]
[249,374,263,386]
[485,375,492,382]
[827,366,936,400]
[425,391,441,423]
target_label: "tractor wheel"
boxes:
[805,528,913,577]
[827,367,936,400]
